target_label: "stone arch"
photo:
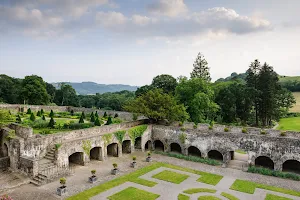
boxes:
[107,143,118,157]
[255,156,274,169]
[188,146,201,157]
[69,152,84,166]
[90,147,102,160]
[135,137,142,150]
[170,143,182,153]
[122,140,131,154]
[208,150,223,161]
[145,140,152,151]
[282,160,300,174]
[0,143,8,158]
[154,140,164,151]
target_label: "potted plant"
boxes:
[89,169,97,183]
[131,156,137,168]
[57,177,67,196]
[146,151,152,162]
[111,163,119,175]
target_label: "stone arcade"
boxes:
[1,120,300,185]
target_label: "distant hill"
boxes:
[52,82,138,95]
[279,75,300,82]
[215,72,246,83]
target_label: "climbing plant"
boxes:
[55,143,62,150]
[128,125,148,144]
[179,133,187,144]
[103,133,113,145]
[5,130,16,141]
[114,130,126,144]
[82,140,92,156]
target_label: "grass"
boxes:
[178,194,190,200]
[277,117,300,131]
[290,92,300,112]
[107,187,159,200]
[221,192,239,200]
[265,194,292,200]
[198,196,220,200]
[154,151,221,166]
[235,150,247,154]
[152,170,189,184]
[183,188,216,194]
[66,162,223,200]
[230,179,300,197]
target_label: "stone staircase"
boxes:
[227,152,248,171]
[31,147,56,186]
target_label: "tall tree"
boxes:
[46,83,56,103]
[20,75,49,105]
[0,75,22,104]
[151,74,177,94]
[190,53,211,82]
[246,59,261,126]
[54,83,78,106]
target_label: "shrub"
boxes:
[49,110,54,118]
[82,111,85,119]
[193,123,197,129]
[112,118,122,124]
[40,130,51,135]
[132,113,138,120]
[30,113,36,121]
[94,117,101,126]
[209,126,213,130]
[68,122,94,130]
[0,194,13,200]
[36,111,41,117]
[26,108,32,114]
[55,143,62,150]
[91,170,96,175]
[280,131,286,137]
[242,128,247,133]
[70,110,74,116]
[224,127,229,132]
[48,117,55,128]
[42,115,46,120]
[132,156,136,161]
[60,177,66,186]
[103,111,107,118]
[178,121,183,126]
[90,113,95,122]
[114,113,119,118]
[179,133,187,144]
[112,163,118,169]
[31,119,48,128]
[209,120,215,126]
[180,127,186,131]
[248,166,300,181]
[261,131,266,135]
[16,115,22,123]
[147,151,151,157]
[41,109,44,115]
[95,111,99,119]
[105,116,112,125]
[79,114,84,124]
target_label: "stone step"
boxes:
[30,179,41,186]
[46,151,55,156]
[44,155,55,160]
[228,160,248,170]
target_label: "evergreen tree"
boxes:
[42,115,46,120]
[79,114,84,123]
[103,111,107,118]
[105,116,112,125]
[48,117,55,128]
[30,113,35,121]
[27,108,32,114]
[94,117,101,126]
[90,113,95,122]
[190,52,211,82]
[16,115,22,123]
[82,111,85,119]
[95,111,99,118]
[37,110,41,117]
[41,109,44,115]
[49,110,54,118]
[70,110,74,116]
[114,113,119,118]
[90,112,94,118]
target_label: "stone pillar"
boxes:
[117,143,122,157]
[183,147,188,156]
[274,162,282,171]
[222,151,231,168]
[32,159,39,177]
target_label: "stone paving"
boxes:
[2,152,300,200]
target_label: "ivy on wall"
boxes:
[128,125,148,144]
[179,133,187,144]
[82,140,92,156]
[5,130,16,141]
[102,133,113,146]
[114,130,126,144]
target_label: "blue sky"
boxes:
[0,0,299,85]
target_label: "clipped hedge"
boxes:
[248,166,300,181]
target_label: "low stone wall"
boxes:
[9,123,33,139]
[19,156,39,177]
[0,157,10,170]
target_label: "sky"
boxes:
[0,0,300,86]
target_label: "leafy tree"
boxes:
[114,113,118,118]
[135,85,154,97]
[175,78,218,123]
[46,83,56,103]
[16,115,22,123]
[151,74,177,94]
[30,113,35,121]
[79,114,84,123]
[124,89,189,123]
[42,115,46,120]
[105,116,112,125]
[190,52,211,82]
[27,108,32,114]
[94,117,101,126]
[0,74,22,104]
[90,113,95,122]
[54,83,78,106]
[48,117,55,128]
[37,111,41,117]
[103,112,107,118]
[20,75,49,105]
[49,110,54,118]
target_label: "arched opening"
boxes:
[145,140,152,151]
[282,160,300,174]
[170,143,182,154]
[255,156,274,169]
[69,152,84,166]
[154,140,164,151]
[135,137,142,150]
[230,151,234,160]
[188,146,201,157]
[122,140,131,154]
[107,143,118,157]
[208,150,223,161]
[90,147,102,160]
[0,143,8,158]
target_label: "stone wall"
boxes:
[0,157,10,170]
[19,156,39,177]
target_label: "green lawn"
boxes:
[221,192,239,200]
[230,179,300,197]
[264,194,292,200]
[178,194,190,200]
[107,187,159,200]
[198,196,220,200]
[152,170,189,184]
[277,117,300,131]
[183,188,216,194]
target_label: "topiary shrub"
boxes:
[280,131,286,137]
[261,131,266,135]
[70,110,74,116]
[16,115,22,123]
[114,113,119,118]
[81,111,85,119]
[132,156,137,161]
[112,163,118,169]
[95,111,99,119]
[49,110,54,118]
[30,113,36,121]
[208,126,213,130]
[91,170,96,176]
[105,116,112,125]
[26,108,32,114]
[90,113,95,122]
[103,111,107,118]
[42,115,46,120]
[94,117,101,126]
[60,177,66,187]
[41,109,44,115]
[242,128,247,133]
[79,114,84,123]
[224,127,229,132]
[36,111,41,117]
[48,117,55,128]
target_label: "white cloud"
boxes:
[132,15,152,26]
[96,11,127,28]
[147,0,188,17]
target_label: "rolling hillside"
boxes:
[291,92,300,112]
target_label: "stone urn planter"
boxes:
[146,152,152,162]
[131,156,137,168]
[57,178,67,196]
[89,170,98,183]
[111,163,119,175]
